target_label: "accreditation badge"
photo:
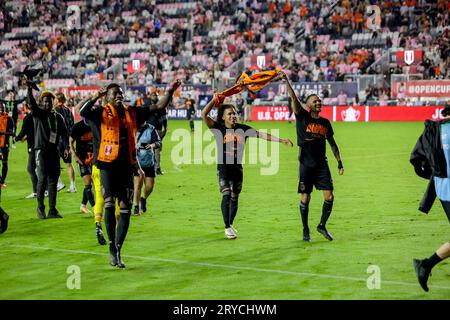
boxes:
[49,131,57,144]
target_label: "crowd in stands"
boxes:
[0,0,449,105]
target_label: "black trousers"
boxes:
[27,151,38,193]
[35,149,60,212]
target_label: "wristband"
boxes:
[338,160,343,169]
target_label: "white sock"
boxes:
[70,181,76,189]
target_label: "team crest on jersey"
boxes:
[104,145,113,156]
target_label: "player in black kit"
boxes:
[202,94,293,239]
[280,71,344,242]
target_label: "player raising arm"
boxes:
[202,94,293,240]
[280,71,344,242]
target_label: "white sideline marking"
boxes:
[5,244,450,291]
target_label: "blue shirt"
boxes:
[434,122,450,201]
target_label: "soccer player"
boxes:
[145,91,166,175]
[133,120,161,215]
[70,118,95,214]
[14,103,38,198]
[281,71,344,242]
[0,101,14,187]
[26,82,70,219]
[185,94,197,133]
[1,89,26,148]
[79,80,180,268]
[410,104,450,292]
[202,94,293,239]
[54,93,76,193]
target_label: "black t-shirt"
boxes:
[70,120,93,163]
[295,108,333,167]
[185,99,195,110]
[211,121,257,169]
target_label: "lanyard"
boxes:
[47,114,57,132]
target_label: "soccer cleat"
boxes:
[140,197,147,213]
[67,187,77,193]
[95,223,107,245]
[80,204,91,214]
[224,227,237,239]
[37,206,46,219]
[25,192,37,199]
[57,182,65,192]
[0,210,9,234]
[109,243,118,266]
[413,258,431,292]
[133,205,140,216]
[116,249,126,268]
[317,225,333,241]
[230,225,238,234]
[302,228,311,242]
[47,210,63,219]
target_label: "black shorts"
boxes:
[218,165,243,194]
[78,164,92,177]
[100,166,133,204]
[133,166,156,178]
[298,161,333,194]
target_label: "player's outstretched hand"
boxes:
[281,138,293,147]
[170,79,182,92]
[277,71,288,81]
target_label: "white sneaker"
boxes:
[25,192,37,199]
[230,225,238,234]
[57,183,65,192]
[224,227,237,239]
[67,187,77,193]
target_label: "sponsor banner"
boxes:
[252,106,293,121]
[127,59,146,74]
[250,106,445,122]
[68,86,102,99]
[335,106,367,122]
[167,107,217,120]
[250,55,273,71]
[256,82,358,99]
[395,50,423,66]
[369,106,445,121]
[405,81,450,98]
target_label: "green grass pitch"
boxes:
[0,120,448,299]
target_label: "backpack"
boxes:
[136,122,156,168]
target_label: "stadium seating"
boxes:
[0,0,448,106]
